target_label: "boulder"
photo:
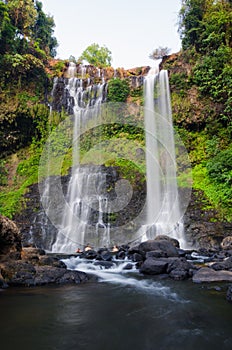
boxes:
[166,257,194,280]
[0,260,36,286]
[34,266,88,285]
[211,257,232,271]
[192,267,232,283]
[0,260,88,286]
[221,236,232,250]
[0,215,21,256]
[154,235,180,248]
[138,239,179,257]
[140,258,168,275]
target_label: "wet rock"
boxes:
[0,215,21,256]
[226,285,232,302]
[132,253,143,262]
[93,261,115,269]
[101,250,113,261]
[117,251,126,259]
[166,257,194,280]
[210,257,232,271]
[138,239,179,257]
[0,260,88,286]
[123,263,134,270]
[34,266,88,285]
[140,258,168,275]
[84,250,98,260]
[192,267,232,283]
[221,236,232,250]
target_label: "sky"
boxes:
[41,0,182,69]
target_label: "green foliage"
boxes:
[178,0,207,51]
[169,72,189,95]
[192,164,232,221]
[33,1,58,58]
[107,78,130,102]
[79,43,112,68]
[7,0,37,39]
[207,148,232,186]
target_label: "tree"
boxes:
[178,0,208,50]
[32,1,58,57]
[7,0,37,39]
[79,43,112,68]
[149,46,170,60]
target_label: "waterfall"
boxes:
[51,62,109,253]
[143,62,185,246]
[37,61,190,253]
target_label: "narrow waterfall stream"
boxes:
[143,63,185,246]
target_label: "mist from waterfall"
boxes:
[143,62,185,246]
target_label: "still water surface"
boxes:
[0,264,232,350]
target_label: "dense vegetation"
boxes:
[0,0,231,223]
[165,0,232,219]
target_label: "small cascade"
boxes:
[52,166,111,253]
[143,62,185,246]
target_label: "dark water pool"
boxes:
[0,277,232,350]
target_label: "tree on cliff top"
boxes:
[79,43,112,68]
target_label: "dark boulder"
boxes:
[0,260,88,286]
[1,261,36,286]
[123,263,134,270]
[211,257,232,271]
[166,257,194,280]
[138,239,179,257]
[132,253,144,262]
[140,258,168,275]
[34,266,88,285]
[154,235,180,248]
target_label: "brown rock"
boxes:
[0,215,21,256]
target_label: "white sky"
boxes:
[41,0,182,69]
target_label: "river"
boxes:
[0,258,232,350]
